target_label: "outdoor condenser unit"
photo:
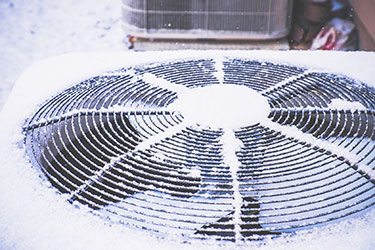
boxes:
[0,51,374,250]
[122,0,294,40]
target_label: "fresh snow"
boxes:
[261,120,375,181]
[328,98,367,111]
[0,0,123,111]
[189,166,202,178]
[135,121,188,151]
[0,50,374,250]
[169,84,270,129]
[69,158,115,200]
[220,129,245,243]
[214,56,225,84]
[261,70,315,95]
[142,72,188,94]
[25,105,174,129]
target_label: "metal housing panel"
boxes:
[122,0,293,40]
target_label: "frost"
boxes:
[135,122,188,151]
[261,120,374,181]
[26,105,175,128]
[169,84,270,129]
[356,164,375,180]
[213,57,225,84]
[261,70,315,95]
[328,98,367,111]
[153,152,167,161]
[142,72,187,95]
[189,166,201,178]
[220,129,244,243]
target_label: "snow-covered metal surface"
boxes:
[0,50,375,250]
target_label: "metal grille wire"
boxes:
[24,58,375,242]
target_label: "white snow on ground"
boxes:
[0,0,123,110]
[0,50,374,250]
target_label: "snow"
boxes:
[189,166,202,178]
[100,191,232,238]
[142,73,188,94]
[261,70,315,95]
[26,105,171,128]
[261,120,375,181]
[220,129,245,243]
[169,84,270,129]
[135,122,188,151]
[214,57,225,84]
[69,157,117,200]
[0,50,374,250]
[0,0,124,111]
[328,99,367,111]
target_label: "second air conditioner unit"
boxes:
[122,0,294,40]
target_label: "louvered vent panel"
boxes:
[122,0,293,39]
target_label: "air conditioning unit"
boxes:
[0,51,374,250]
[122,0,293,41]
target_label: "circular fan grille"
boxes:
[24,58,375,242]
